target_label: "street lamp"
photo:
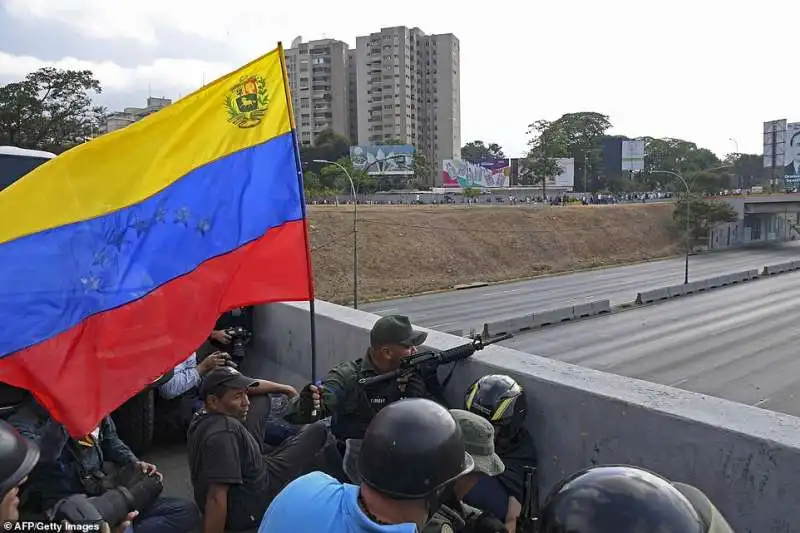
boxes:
[652,165,731,284]
[729,137,739,155]
[313,153,411,309]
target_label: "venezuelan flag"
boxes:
[0,45,313,436]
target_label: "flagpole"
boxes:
[278,42,318,382]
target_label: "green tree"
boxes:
[642,137,721,184]
[319,157,376,194]
[521,120,569,198]
[300,128,352,173]
[302,170,333,200]
[674,195,737,246]
[723,153,766,189]
[542,112,611,191]
[412,151,433,187]
[460,140,505,163]
[0,67,107,151]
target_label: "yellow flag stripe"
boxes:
[0,47,291,245]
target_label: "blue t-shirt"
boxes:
[258,471,418,533]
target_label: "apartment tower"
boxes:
[354,26,460,185]
[285,37,351,146]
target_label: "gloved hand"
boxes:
[299,383,322,418]
[468,512,508,533]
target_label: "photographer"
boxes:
[155,351,227,438]
[6,399,199,533]
[208,307,253,353]
[0,420,136,532]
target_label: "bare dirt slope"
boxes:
[308,203,682,304]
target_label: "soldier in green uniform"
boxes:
[284,315,445,444]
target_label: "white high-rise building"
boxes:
[354,26,460,185]
[285,37,351,146]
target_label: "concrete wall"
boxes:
[249,300,800,533]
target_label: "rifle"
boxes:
[517,466,539,533]
[357,333,513,387]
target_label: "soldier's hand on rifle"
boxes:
[211,329,231,344]
[309,384,321,410]
[197,352,225,375]
[300,383,322,415]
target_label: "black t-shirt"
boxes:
[495,427,538,502]
[186,411,270,531]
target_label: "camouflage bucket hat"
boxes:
[449,409,505,477]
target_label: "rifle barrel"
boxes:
[357,333,513,387]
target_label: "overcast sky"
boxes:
[0,0,795,158]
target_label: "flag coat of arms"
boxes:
[0,45,313,436]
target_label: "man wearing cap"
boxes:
[284,315,445,447]
[187,366,327,533]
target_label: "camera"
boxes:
[224,326,252,364]
[48,468,163,527]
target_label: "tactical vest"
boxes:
[330,356,429,442]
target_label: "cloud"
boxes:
[0,51,235,98]
[2,0,298,50]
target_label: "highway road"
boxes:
[363,243,800,333]
[499,269,800,418]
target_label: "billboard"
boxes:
[621,140,645,171]
[350,144,414,175]
[763,119,786,169]
[478,158,511,182]
[442,159,510,188]
[515,158,575,188]
[784,122,800,180]
[551,158,575,187]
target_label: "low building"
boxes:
[104,97,172,132]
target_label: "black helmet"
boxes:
[358,398,475,499]
[464,374,526,438]
[538,465,705,533]
[0,420,39,497]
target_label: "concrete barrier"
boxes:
[667,284,687,298]
[253,300,800,533]
[531,306,575,327]
[591,300,612,314]
[571,302,595,318]
[483,300,612,336]
[481,315,534,337]
[635,287,670,304]
[726,269,760,284]
[763,261,798,276]
[636,269,761,305]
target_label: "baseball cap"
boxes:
[370,315,427,347]
[449,409,505,476]
[199,366,259,399]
